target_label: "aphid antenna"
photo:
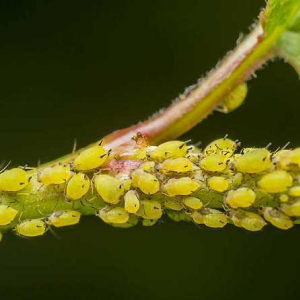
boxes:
[72,138,77,154]
[223,134,229,139]
[282,141,291,151]
[265,142,272,149]
[0,161,11,174]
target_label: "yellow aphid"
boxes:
[208,176,229,192]
[220,82,247,113]
[289,186,300,197]
[291,148,300,166]
[66,173,90,200]
[279,194,289,202]
[274,150,292,169]
[138,200,162,219]
[230,172,243,188]
[164,177,201,196]
[160,158,195,174]
[183,197,203,210]
[200,154,227,172]
[39,165,71,186]
[16,219,46,237]
[0,168,29,192]
[226,187,256,208]
[163,200,183,211]
[241,212,266,231]
[115,173,132,191]
[131,170,160,195]
[258,170,293,193]
[141,161,156,173]
[99,207,129,224]
[281,200,300,217]
[204,138,237,157]
[0,205,18,225]
[124,190,140,213]
[191,210,203,224]
[148,141,187,161]
[235,148,272,173]
[94,174,124,204]
[73,145,108,171]
[47,211,81,227]
[263,207,293,230]
[186,145,201,163]
[202,209,227,228]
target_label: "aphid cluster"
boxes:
[1,136,300,242]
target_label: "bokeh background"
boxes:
[0,0,299,299]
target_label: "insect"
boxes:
[288,186,300,197]
[124,190,140,214]
[200,154,227,172]
[39,164,71,186]
[290,148,300,166]
[16,219,46,237]
[281,200,300,217]
[258,170,293,193]
[142,219,158,226]
[204,138,237,157]
[231,211,266,231]
[235,148,272,173]
[182,197,203,210]
[207,176,230,192]
[262,207,293,230]
[201,209,227,228]
[159,157,196,174]
[73,144,109,171]
[66,173,90,200]
[47,211,81,227]
[137,200,162,220]
[148,141,188,161]
[226,187,256,208]
[163,177,201,196]
[99,206,129,224]
[190,210,203,224]
[218,82,248,113]
[131,169,160,195]
[94,174,124,204]
[0,168,29,192]
[140,161,156,173]
[273,150,292,169]
[0,205,18,225]
[279,194,289,203]
[163,200,184,211]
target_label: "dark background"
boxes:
[0,1,299,299]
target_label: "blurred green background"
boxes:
[0,0,300,299]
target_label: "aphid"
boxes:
[288,186,300,197]
[290,148,300,167]
[99,206,129,224]
[148,141,188,161]
[141,161,156,173]
[235,148,272,173]
[47,211,81,227]
[279,194,289,203]
[137,200,162,219]
[263,207,293,230]
[231,211,266,231]
[258,170,293,193]
[131,169,160,195]
[66,173,90,200]
[39,165,71,186]
[163,200,183,211]
[183,197,203,210]
[204,138,237,157]
[160,157,196,174]
[167,210,191,222]
[273,150,292,169]
[16,219,46,237]
[124,190,140,214]
[191,210,203,224]
[207,176,229,192]
[281,200,300,217]
[226,187,256,208]
[142,219,158,226]
[115,173,132,191]
[94,174,124,204]
[202,209,227,228]
[0,205,18,225]
[230,172,243,188]
[73,145,109,171]
[164,177,201,196]
[200,154,227,172]
[186,145,202,163]
[0,168,29,192]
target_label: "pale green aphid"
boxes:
[226,187,256,208]
[148,141,188,161]
[39,165,71,186]
[200,154,227,172]
[0,168,29,192]
[191,210,204,224]
[124,190,140,214]
[163,200,183,211]
[0,205,18,225]
[160,157,195,174]
[142,219,159,226]
[131,169,160,195]
[258,170,293,193]
[207,176,229,192]
[279,194,289,203]
[182,197,203,210]
[66,173,90,200]
[204,138,237,158]
[281,200,300,217]
[73,144,109,171]
[99,206,129,224]
[47,211,81,227]
[137,200,162,220]
[202,209,227,228]
[262,207,293,230]
[164,177,201,196]
[231,211,266,231]
[16,219,46,237]
[94,174,124,204]
[235,148,272,173]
